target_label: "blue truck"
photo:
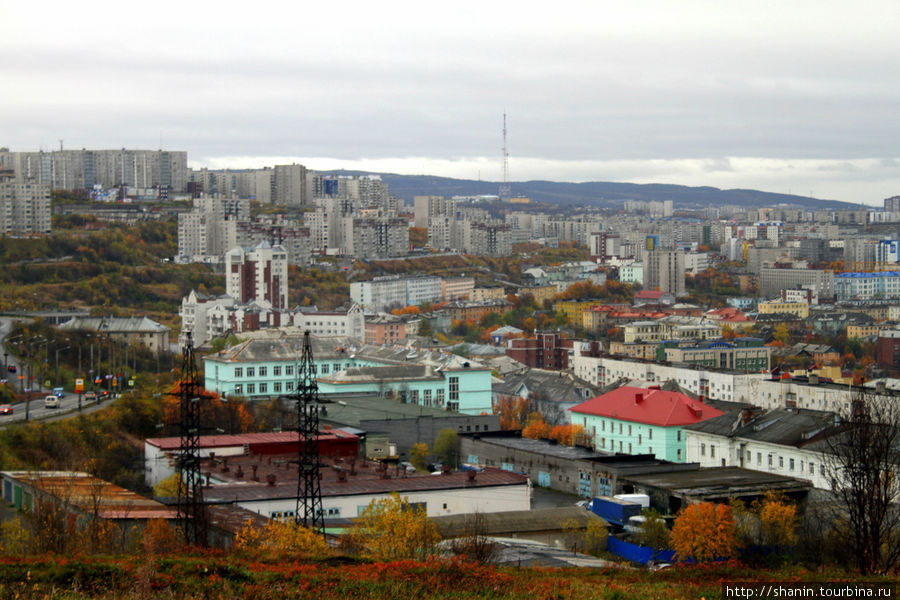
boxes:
[589,496,643,527]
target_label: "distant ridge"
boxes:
[326,170,861,211]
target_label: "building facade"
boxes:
[225,241,289,310]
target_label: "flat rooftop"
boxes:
[199,453,528,504]
[622,466,812,498]
[319,393,483,428]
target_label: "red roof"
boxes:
[635,290,667,299]
[705,307,754,322]
[569,386,724,427]
[146,430,358,451]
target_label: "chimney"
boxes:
[809,374,819,385]
[251,464,259,482]
[209,451,216,461]
[741,408,753,425]
[266,473,276,486]
[441,463,452,475]
[221,459,230,473]
[204,472,211,487]
[338,470,347,482]
[698,394,704,403]
[235,465,244,479]
[467,470,477,483]
[635,392,644,404]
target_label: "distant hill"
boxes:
[328,170,860,211]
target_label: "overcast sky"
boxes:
[2,1,898,205]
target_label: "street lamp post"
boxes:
[55,346,70,388]
[24,337,46,421]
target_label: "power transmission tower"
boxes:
[175,332,208,546]
[499,112,512,202]
[294,331,324,534]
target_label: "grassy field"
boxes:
[0,554,890,599]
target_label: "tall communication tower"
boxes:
[293,331,325,534]
[175,332,208,547]
[499,112,511,202]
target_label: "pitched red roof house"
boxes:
[570,386,724,427]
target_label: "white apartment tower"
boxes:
[225,241,289,309]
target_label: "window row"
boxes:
[232,363,347,378]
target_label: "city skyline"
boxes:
[2,1,898,206]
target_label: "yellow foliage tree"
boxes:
[759,493,798,550]
[153,473,182,498]
[341,492,440,560]
[522,413,552,440]
[234,519,331,558]
[409,442,429,471]
[671,502,737,562]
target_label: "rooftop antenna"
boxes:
[293,331,325,535]
[175,332,208,546]
[499,113,511,202]
[59,140,63,152]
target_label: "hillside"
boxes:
[327,170,860,211]
[0,554,887,599]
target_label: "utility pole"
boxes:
[175,333,208,547]
[293,331,325,535]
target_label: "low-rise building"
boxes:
[570,386,725,462]
[657,338,771,373]
[683,407,839,489]
[60,316,169,353]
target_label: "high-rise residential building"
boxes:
[234,218,311,267]
[225,241,289,309]
[462,221,512,257]
[273,164,308,206]
[885,196,900,212]
[414,195,455,228]
[177,197,249,262]
[0,148,188,192]
[643,249,686,297]
[341,216,409,259]
[0,181,51,235]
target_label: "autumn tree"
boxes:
[340,492,440,560]
[494,396,530,430]
[409,442,429,472]
[561,516,608,556]
[522,412,552,440]
[433,428,459,467]
[670,502,737,562]
[731,492,798,560]
[548,424,586,446]
[235,519,331,558]
[635,508,670,561]
[447,512,499,563]
[824,388,900,574]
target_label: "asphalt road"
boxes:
[0,316,111,426]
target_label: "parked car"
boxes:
[44,395,59,408]
[7,365,16,373]
[0,404,13,415]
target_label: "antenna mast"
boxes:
[294,331,325,535]
[499,113,511,202]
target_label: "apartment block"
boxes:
[0,148,188,191]
[0,182,51,235]
[643,250,686,297]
